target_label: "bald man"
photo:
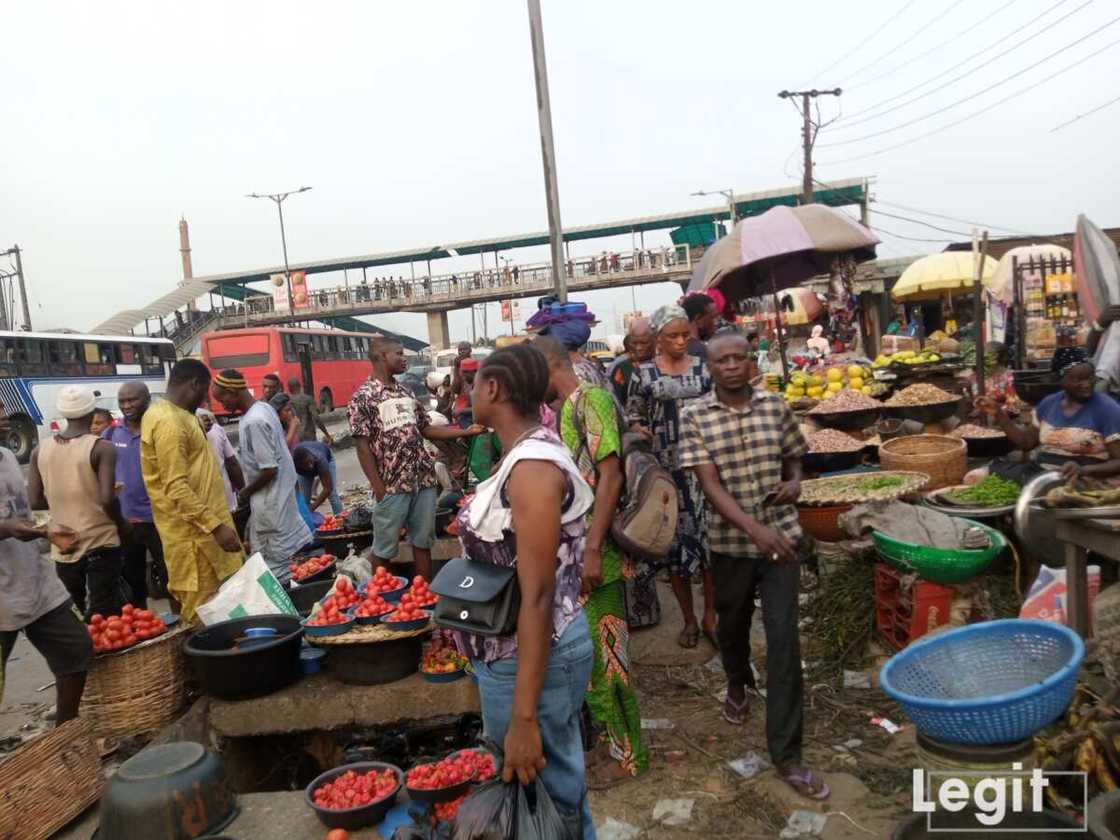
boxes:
[103,382,169,608]
[608,317,654,405]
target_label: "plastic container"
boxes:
[874,563,953,651]
[184,615,303,701]
[301,616,355,638]
[873,519,1006,584]
[381,611,431,632]
[879,619,1084,745]
[288,580,334,617]
[300,646,326,675]
[421,668,466,684]
[304,761,403,831]
[363,576,409,603]
[325,634,421,686]
[797,503,852,543]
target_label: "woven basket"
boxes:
[0,717,103,840]
[879,435,967,491]
[80,625,188,741]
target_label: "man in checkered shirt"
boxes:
[679,331,829,801]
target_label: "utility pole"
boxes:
[777,88,841,204]
[247,187,312,317]
[526,0,567,302]
[2,246,31,331]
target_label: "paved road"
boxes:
[0,414,367,741]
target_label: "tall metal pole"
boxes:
[12,246,30,331]
[526,0,567,302]
[276,200,294,313]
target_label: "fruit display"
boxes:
[290,553,336,582]
[421,644,467,675]
[949,423,1006,439]
[454,748,498,782]
[433,794,468,824]
[87,605,167,654]
[307,577,360,626]
[353,592,394,620]
[384,591,428,623]
[311,767,399,810]
[871,349,943,368]
[784,365,874,403]
[318,514,345,533]
[807,388,881,414]
[883,383,957,407]
[406,754,475,792]
[410,575,437,608]
[364,566,407,597]
[806,428,865,453]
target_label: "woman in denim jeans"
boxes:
[453,344,598,839]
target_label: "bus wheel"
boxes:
[319,389,334,413]
[6,416,36,464]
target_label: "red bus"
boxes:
[201,327,375,416]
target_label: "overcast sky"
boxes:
[3,0,1117,344]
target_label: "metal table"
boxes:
[1055,517,1120,638]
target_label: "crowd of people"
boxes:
[0,288,832,838]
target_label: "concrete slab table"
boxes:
[1054,516,1120,639]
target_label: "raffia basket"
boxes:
[879,434,967,491]
[0,717,102,840]
[80,625,188,741]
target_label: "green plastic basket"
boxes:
[872,519,1007,584]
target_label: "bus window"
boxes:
[311,335,325,359]
[48,340,83,376]
[282,333,298,362]
[17,338,47,376]
[118,343,136,364]
[83,342,113,376]
[157,343,176,362]
[0,338,17,376]
[138,344,163,375]
[326,335,339,359]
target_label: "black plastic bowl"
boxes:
[802,449,864,475]
[882,397,963,425]
[298,561,337,586]
[288,579,334,617]
[957,434,1014,458]
[806,406,881,430]
[305,761,404,831]
[405,767,474,804]
[184,615,303,701]
[892,809,1081,839]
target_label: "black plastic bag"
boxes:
[450,779,516,840]
[514,779,575,840]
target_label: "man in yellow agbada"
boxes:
[141,359,243,621]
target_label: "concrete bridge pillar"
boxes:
[426,310,450,350]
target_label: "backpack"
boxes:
[570,389,679,561]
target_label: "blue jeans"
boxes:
[297,460,343,515]
[473,611,596,840]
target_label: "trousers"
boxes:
[55,546,127,621]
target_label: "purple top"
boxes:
[453,428,587,664]
[104,424,152,522]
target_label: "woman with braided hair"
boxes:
[451,342,597,838]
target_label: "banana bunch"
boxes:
[1046,477,1120,509]
[1033,685,1120,814]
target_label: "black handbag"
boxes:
[430,557,520,637]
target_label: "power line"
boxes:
[872,199,1036,236]
[808,0,920,80]
[868,209,973,237]
[839,0,1076,123]
[850,0,1024,91]
[819,35,1120,162]
[821,13,1120,147]
[839,0,970,87]
[1050,92,1120,131]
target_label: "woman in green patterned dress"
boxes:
[536,336,648,787]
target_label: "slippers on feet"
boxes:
[777,766,831,800]
[722,694,749,725]
[678,625,700,649]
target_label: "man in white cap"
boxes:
[28,385,128,619]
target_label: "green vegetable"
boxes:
[855,475,907,492]
[948,475,1020,506]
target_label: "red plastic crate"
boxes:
[874,563,954,650]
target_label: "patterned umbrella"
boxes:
[688,204,879,300]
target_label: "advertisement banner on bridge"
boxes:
[271,271,310,312]
[499,299,521,322]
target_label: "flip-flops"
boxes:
[722,693,750,725]
[678,625,700,648]
[776,766,831,800]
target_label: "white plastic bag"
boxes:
[1020,564,1101,627]
[337,547,371,587]
[195,552,298,626]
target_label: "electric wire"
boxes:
[808,0,921,81]
[1050,92,1120,130]
[837,0,1088,129]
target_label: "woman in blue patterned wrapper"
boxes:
[626,304,715,649]
[452,343,598,840]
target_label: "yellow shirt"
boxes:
[140,400,242,594]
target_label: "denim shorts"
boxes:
[372,486,438,559]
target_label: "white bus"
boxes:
[0,331,176,461]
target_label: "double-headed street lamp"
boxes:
[247,186,312,314]
[691,188,738,228]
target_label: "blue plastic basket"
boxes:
[879,619,1083,745]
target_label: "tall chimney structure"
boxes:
[178,216,194,282]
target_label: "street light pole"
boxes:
[691,188,737,230]
[247,187,311,315]
[526,0,567,302]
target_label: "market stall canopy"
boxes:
[688,204,879,301]
[989,244,1072,305]
[1073,214,1120,325]
[891,252,999,302]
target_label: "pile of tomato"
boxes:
[307,577,359,627]
[289,553,335,582]
[310,767,399,811]
[318,514,345,533]
[353,591,393,620]
[87,606,167,654]
[410,575,438,608]
[365,566,405,596]
[455,749,498,782]
[383,593,429,624]
[405,754,474,791]
[432,793,468,823]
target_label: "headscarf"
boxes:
[651,304,688,334]
[541,318,591,350]
[269,392,292,412]
[1051,346,1091,378]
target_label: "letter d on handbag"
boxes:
[430,557,520,636]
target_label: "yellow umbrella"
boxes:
[891,252,999,302]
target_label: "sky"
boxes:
[3,0,1118,345]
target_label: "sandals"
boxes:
[776,766,831,800]
[723,693,750,726]
[678,625,700,649]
